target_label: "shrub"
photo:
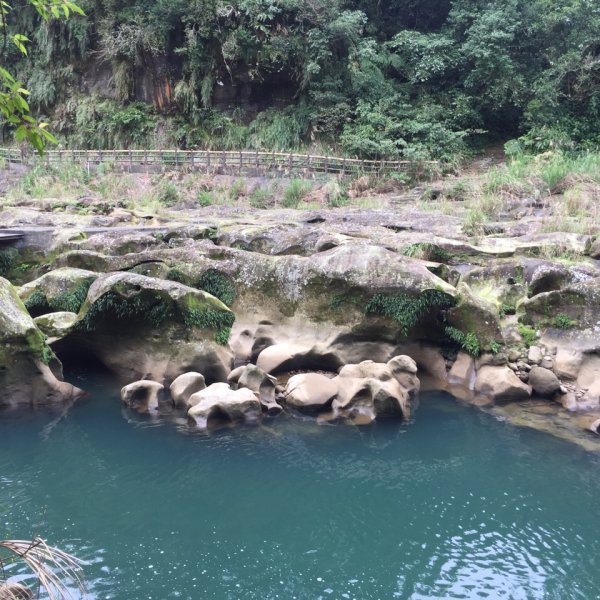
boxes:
[282,180,311,208]
[155,180,180,206]
[551,313,577,329]
[445,326,481,357]
[517,323,537,346]
[249,186,272,209]
[197,191,213,207]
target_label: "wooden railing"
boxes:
[0,147,438,176]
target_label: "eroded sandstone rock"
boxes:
[474,365,532,403]
[187,383,261,428]
[0,277,83,406]
[170,372,206,408]
[121,380,164,412]
[528,366,561,398]
[284,373,338,411]
[228,364,282,414]
[70,272,234,384]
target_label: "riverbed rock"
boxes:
[256,343,343,375]
[0,277,83,406]
[68,272,234,384]
[284,373,338,411]
[121,380,164,411]
[169,372,206,408]
[448,352,476,389]
[528,366,561,398]
[331,356,420,423]
[228,364,282,414]
[554,348,583,380]
[474,365,532,403]
[18,267,99,316]
[0,582,33,599]
[33,311,78,342]
[528,346,543,365]
[187,383,261,428]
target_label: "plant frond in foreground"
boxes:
[0,537,86,600]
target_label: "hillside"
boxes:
[4,0,600,159]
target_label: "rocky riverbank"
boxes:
[1,175,600,450]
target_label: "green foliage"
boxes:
[0,248,18,277]
[445,326,481,358]
[197,190,213,207]
[249,186,272,209]
[365,289,455,336]
[214,327,232,346]
[517,323,538,347]
[154,179,179,206]
[550,313,577,329]
[323,178,349,207]
[52,281,91,312]
[403,243,450,262]
[489,341,502,354]
[282,180,311,208]
[195,270,236,307]
[77,291,175,332]
[8,0,600,160]
[183,307,235,331]
[24,289,51,315]
[1,0,83,152]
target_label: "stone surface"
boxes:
[121,380,164,412]
[228,364,282,414]
[0,277,83,406]
[331,356,420,424]
[169,372,206,408]
[18,267,99,315]
[284,373,338,410]
[554,348,583,380]
[69,272,234,384]
[528,367,561,398]
[33,311,78,341]
[528,346,543,365]
[474,366,532,403]
[187,383,261,428]
[448,353,476,389]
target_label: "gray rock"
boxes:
[121,380,164,411]
[170,372,206,408]
[474,366,532,403]
[187,383,261,428]
[528,346,543,365]
[528,367,561,398]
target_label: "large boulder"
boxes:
[68,272,234,384]
[528,366,561,398]
[18,267,99,317]
[33,311,78,342]
[446,282,503,348]
[169,372,206,408]
[474,366,532,403]
[187,383,261,428]
[256,343,343,375]
[227,364,282,414]
[0,277,83,406]
[331,356,420,424]
[121,380,164,412]
[284,373,338,411]
[448,352,476,389]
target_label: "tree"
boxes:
[0,0,84,152]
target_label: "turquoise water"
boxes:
[1,371,600,600]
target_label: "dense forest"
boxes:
[4,0,600,159]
